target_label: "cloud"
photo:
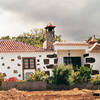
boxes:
[0,0,100,41]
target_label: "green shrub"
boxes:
[0,73,5,81]
[20,80,27,82]
[0,72,5,86]
[91,74,100,85]
[72,72,80,84]
[72,66,92,83]
[28,70,48,81]
[52,65,73,85]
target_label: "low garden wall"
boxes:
[47,83,100,90]
[0,81,47,90]
[1,81,100,90]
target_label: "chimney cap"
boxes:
[45,23,56,29]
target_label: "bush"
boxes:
[0,72,5,81]
[72,72,80,84]
[52,65,73,85]
[91,74,100,85]
[0,72,5,86]
[28,70,48,81]
[72,66,92,84]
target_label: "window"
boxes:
[23,57,36,69]
[63,57,81,70]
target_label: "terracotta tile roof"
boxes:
[90,44,100,53]
[88,44,93,49]
[54,42,89,46]
[88,37,98,44]
[0,40,44,52]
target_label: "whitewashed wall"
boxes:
[54,45,88,53]
[89,53,100,72]
[0,52,56,80]
[57,50,86,65]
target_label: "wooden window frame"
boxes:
[22,57,36,69]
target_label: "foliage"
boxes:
[20,80,27,82]
[28,70,48,81]
[0,72,5,81]
[86,36,100,43]
[51,65,74,85]
[0,72,6,86]
[0,36,10,40]
[72,66,92,84]
[91,74,100,85]
[72,72,80,84]
[7,77,19,82]
[97,38,100,43]
[0,28,62,48]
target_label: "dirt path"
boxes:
[0,88,99,100]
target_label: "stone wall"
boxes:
[0,81,47,90]
[1,82,100,91]
[47,83,100,90]
[0,52,56,80]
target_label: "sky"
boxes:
[0,0,100,41]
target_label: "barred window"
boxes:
[23,57,36,69]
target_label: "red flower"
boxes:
[7,77,19,82]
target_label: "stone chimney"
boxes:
[44,23,56,50]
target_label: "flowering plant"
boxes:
[91,74,100,85]
[7,77,19,82]
[28,70,48,81]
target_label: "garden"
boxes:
[0,65,100,90]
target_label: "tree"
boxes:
[97,38,100,43]
[0,36,11,40]
[0,28,62,48]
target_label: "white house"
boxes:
[53,36,100,75]
[0,40,58,80]
[88,37,100,75]
[0,23,100,80]
[54,42,88,70]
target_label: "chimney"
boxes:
[44,23,56,50]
